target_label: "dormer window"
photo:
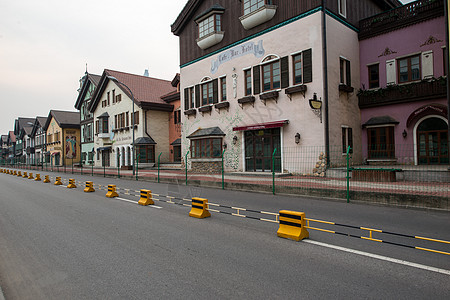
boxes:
[240,0,277,30]
[195,5,225,50]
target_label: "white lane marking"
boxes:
[115,197,162,209]
[303,240,450,276]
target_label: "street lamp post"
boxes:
[107,76,136,175]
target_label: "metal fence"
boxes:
[1,143,449,210]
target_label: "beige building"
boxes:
[43,110,81,166]
[88,69,176,168]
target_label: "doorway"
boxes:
[245,128,281,172]
[417,117,448,164]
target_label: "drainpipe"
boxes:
[322,0,330,165]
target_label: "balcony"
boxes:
[359,0,444,40]
[358,78,447,108]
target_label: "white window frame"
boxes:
[338,0,347,18]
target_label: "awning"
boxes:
[51,151,60,156]
[170,138,181,146]
[97,146,112,151]
[187,127,225,138]
[134,137,156,145]
[233,120,289,131]
[97,112,109,118]
[362,116,399,128]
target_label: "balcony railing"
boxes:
[359,0,444,40]
[358,78,447,108]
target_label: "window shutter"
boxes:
[345,60,351,86]
[184,88,189,110]
[253,66,260,95]
[195,85,200,108]
[280,56,289,88]
[213,79,219,104]
[348,128,353,153]
[421,50,433,79]
[303,49,312,83]
[386,59,396,85]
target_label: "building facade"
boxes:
[30,117,48,165]
[89,69,176,168]
[172,0,400,174]
[75,72,101,166]
[358,0,447,165]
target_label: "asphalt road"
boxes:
[0,170,449,299]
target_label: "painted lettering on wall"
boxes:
[211,40,265,74]
[65,136,77,159]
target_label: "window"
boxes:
[244,69,252,96]
[368,64,379,89]
[262,60,280,92]
[126,112,129,127]
[293,54,302,85]
[398,55,420,83]
[107,92,110,106]
[243,0,271,15]
[101,118,109,133]
[338,0,346,17]
[137,145,155,163]
[174,110,181,124]
[115,113,126,129]
[220,77,227,101]
[198,14,221,39]
[201,81,214,106]
[112,90,116,104]
[191,138,222,158]
[95,120,99,134]
[340,57,351,86]
[116,94,121,103]
[367,126,395,159]
[184,87,195,110]
[342,127,353,154]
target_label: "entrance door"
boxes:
[245,128,281,172]
[102,150,110,167]
[55,153,60,166]
[417,117,448,164]
[173,146,181,162]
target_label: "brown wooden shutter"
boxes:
[346,60,351,86]
[303,49,312,83]
[195,85,200,108]
[184,88,189,110]
[280,56,289,88]
[212,79,219,104]
[253,66,260,95]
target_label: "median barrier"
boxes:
[106,184,118,198]
[277,210,309,241]
[23,172,27,178]
[67,178,76,188]
[84,181,95,192]
[35,174,41,181]
[28,173,34,179]
[43,175,50,183]
[189,197,211,219]
[138,189,154,206]
[54,176,62,185]
[17,171,22,177]
[13,170,17,176]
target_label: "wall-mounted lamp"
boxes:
[223,142,227,150]
[309,93,322,123]
[233,135,238,145]
[402,129,407,138]
[295,132,301,144]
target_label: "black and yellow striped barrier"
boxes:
[277,210,309,241]
[13,170,17,176]
[106,184,118,198]
[138,189,154,206]
[54,176,62,185]
[17,171,22,177]
[84,181,95,192]
[305,218,450,256]
[189,197,211,219]
[43,175,50,183]
[22,171,27,178]
[35,174,41,181]
[28,172,34,179]
[67,178,76,188]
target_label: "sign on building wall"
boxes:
[65,136,77,159]
[211,40,265,74]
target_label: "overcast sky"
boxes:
[0,0,417,135]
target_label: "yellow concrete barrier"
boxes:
[17,171,22,177]
[43,175,50,183]
[84,181,95,192]
[189,197,211,219]
[277,210,309,241]
[106,184,118,198]
[35,174,41,181]
[54,176,63,185]
[67,178,76,188]
[23,172,28,178]
[138,189,154,206]
[28,172,34,179]
[13,170,17,175]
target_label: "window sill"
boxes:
[184,109,197,116]
[239,5,277,30]
[196,31,224,50]
[237,95,256,108]
[98,133,110,138]
[214,101,230,110]
[285,84,307,95]
[259,90,279,104]
[339,84,354,93]
[198,105,213,113]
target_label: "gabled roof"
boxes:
[74,72,102,110]
[43,110,80,131]
[30,116,47,137]
[187,126,225,138]
[8,131,16,143]
[1,135,8,143]
[161,90,180,103]
[18,126,33,140]
[89,69,176,113]
[14,117,35,136]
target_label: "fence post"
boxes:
[272,148,277,195]
[103,162,106,177]
[136,153,140,181]
[157,152,162,183]
[346,146,351,203]
[117,152,121,179]
[185,150,189,186]
[222,149,226,190]
[92,162,94,176]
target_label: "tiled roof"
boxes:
[105,69,176,107]
[187,126,225,138]
[36,117,47,127]
[44,110,80,130]
[9,131,16,143]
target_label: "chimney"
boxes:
[143,69,149,77]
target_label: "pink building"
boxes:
[358,0,448,165]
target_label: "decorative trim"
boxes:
[237,96,256,108]
[378,47,397,57]
[420,35,443,47]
